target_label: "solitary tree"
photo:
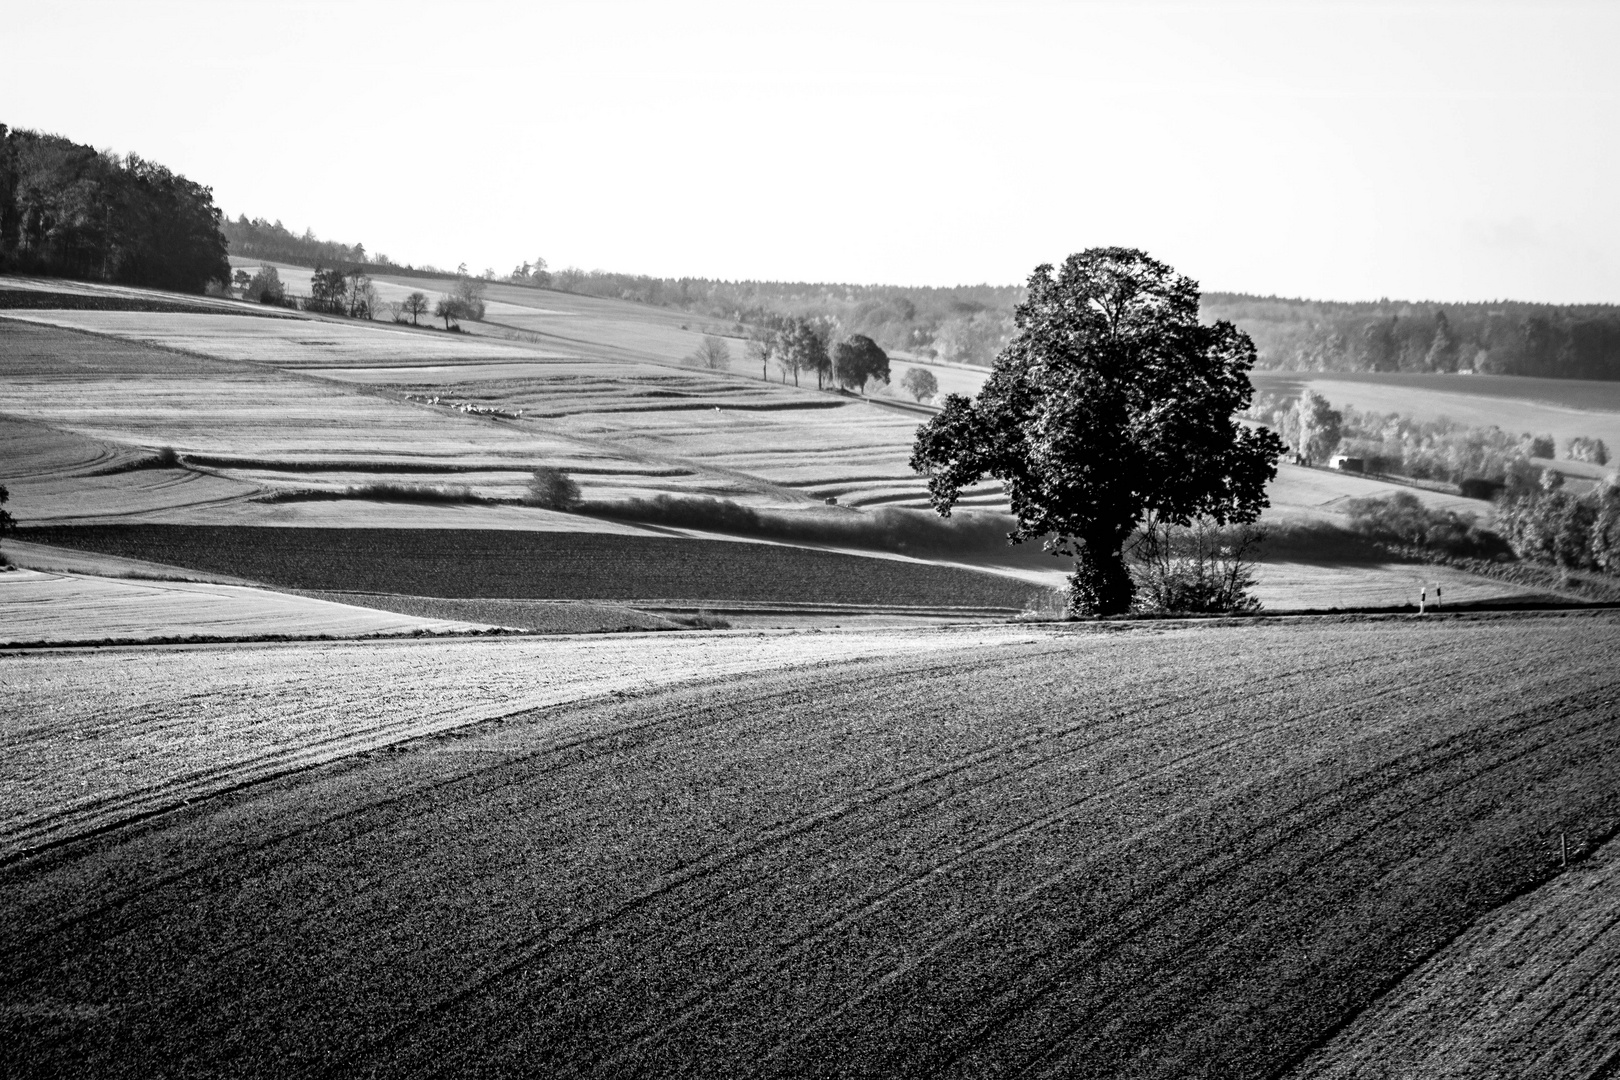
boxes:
[910,248,1283,615]
[0,483,14,546]
[833,334,890,393]
[691,335,732,371]
[401,291,430,326]
[748,328,776,380]
[525,467,582,510]
[901,367,938,403]
[346,270,378,319]
[451,274,487,321]
[434,295,469,329]
[243,264,284,304]
[1277,390,1341,464]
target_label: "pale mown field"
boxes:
[0,308,544,366]
[0,624,1044,859]
[0,568,495,645]
[2,614,1616,1077]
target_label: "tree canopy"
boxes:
[833,334,890,392]
[0,124,229,293]
[910,248,1283,615]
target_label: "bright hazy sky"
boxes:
[6,1,1616,302]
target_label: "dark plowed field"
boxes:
[3,615,1618,1078]
[19,524,1047,608]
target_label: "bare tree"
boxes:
[401,291,430,327]
[691,335,732,371]
[748,329,775,380]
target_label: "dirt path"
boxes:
[2,615,1617,1078]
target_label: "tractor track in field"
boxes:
[748,660,1617,1076]
[326,641,1428,1069]
[4,616,1619,1079]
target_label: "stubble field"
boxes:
[2,614,1617,1077]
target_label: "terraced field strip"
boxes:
[1290,830,1620,1080]
[0,625,1043,859]
[19,525,1048,608]
[1,614,1616,1078]
[0,309,542,366]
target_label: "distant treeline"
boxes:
[221,216,377,270]
[0,124,229,294]
[217,203,1620,380]
[544,272,1023,365]
[543,275,1620,379]
[1203,294,1620,381]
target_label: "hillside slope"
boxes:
[3,614,1618,1077]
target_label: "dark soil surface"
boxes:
[19,524,1047,609]
[3,615,1618,1078]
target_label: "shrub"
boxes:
[154,445,179,468]
[243,264,284,305]
[1344,491,1511,560]
[1458,477,1504,500]
[525,468,582,511]
[1496,488,1601,569]
[1525,433,1556,459]
[690,336,732,371]
[1565,436,1610,466]
[1127,516,1264,615]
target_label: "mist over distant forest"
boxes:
[0,125,228,293]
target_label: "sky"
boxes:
[5,0,1617,303]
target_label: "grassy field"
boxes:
[2,614,1616,1076]
[0,569,497,645]
[18,524,1049,609]
[1290,830,1620,1079]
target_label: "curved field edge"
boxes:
[1286,824,1620,1080]
[1,613,1617,1078]
[0,569,505,646]
[0,626,1048,860]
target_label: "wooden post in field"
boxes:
[1562,832,1569,868]
[1419,586,1426,615]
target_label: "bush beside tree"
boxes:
[525,468,582,510]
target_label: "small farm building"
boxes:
[1330,455,1365,473]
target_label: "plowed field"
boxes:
[2,614,1617,1078]
[19,524,1046,608]
[1289,831,1620,1079]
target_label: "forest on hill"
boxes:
[1203,293,1620,381]
[0,124,228,294]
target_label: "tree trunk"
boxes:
[1066,535,1134,616]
